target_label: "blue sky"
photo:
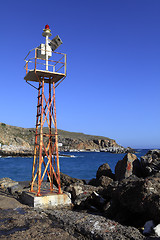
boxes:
[0,0,160,149]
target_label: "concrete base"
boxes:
[22,191,72,209]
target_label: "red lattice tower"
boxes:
[24,25,66,196]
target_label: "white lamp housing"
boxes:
[37,43,52,59]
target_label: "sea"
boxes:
[0,149,150,182]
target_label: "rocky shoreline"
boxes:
[0,145,33,157]
[0,149,160,239]
[0,145,135,157]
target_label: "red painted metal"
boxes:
[30,76,62,195]
[25,44,66,196]
[29,76,62,195]
[45,24,50,29]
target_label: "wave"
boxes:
[59,154,77,158]
[43,154,77,158]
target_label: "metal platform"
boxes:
[24,69,65,83]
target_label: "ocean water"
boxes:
[0,149,149,182]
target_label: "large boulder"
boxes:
[65,182,101,208]
[112,176,145,213]
[82,191,107,211]
[52,172,84,189]
[0,178,19,190]
[88,163,114,187]
[141,149,160,177]
[104,174,160,224]
[96,163,115,180]
[88,175,113,188]
[97,175,113,188]
[115,153,142,181]
[88,178,97,186]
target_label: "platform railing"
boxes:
[24,48,66,76]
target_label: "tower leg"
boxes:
[37,78,44,196]
[31,81,42,192]
[53,82,62,194]
[49,81,53,191]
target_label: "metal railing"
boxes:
[24,47,67,76]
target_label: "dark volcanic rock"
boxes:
[47,209,145,240]
[104,174,160,224]
[97,175,113,188]
[88,176,113,188]
[88,178,97,186]
[0,208,77,240]
[96,163,115,180]
[0,178,145,239]
[112,176,145,213]
[52,172,84,189]
[65,183,101,208]
[83,191,106,211]
[115,153,142,181]
[141,149,160,177]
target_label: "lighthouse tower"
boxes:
[24,25,67,199]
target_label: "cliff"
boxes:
[0,122,132,156]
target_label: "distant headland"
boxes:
[0,122,134,156]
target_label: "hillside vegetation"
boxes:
[0,122,119,152]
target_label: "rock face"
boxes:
[0,145,33,156]
[64,181,101,208]
[115,153,142,181]
[102,173,160,225]
[88,163,114,188]
[53,172,84,189]
[0,123,34,148]
[59,137,119,151]
[97,175,113,188]
[96,163,115,180]
[141,149,160,177]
